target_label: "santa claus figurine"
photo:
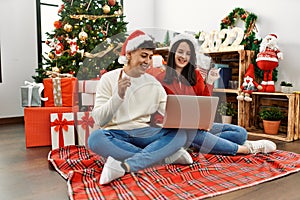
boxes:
[256,34,283,92]
[237,63,262,102]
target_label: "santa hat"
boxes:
[268,33,277,39]
[118,30,154,64]
[244,63,255,78]
[170,33,198,52]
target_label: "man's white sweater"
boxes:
[92,68,167,130]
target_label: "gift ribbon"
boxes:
[52,78,63,106]
[51,113,74,148]
[78,112,95,146]
[24,81,48,106]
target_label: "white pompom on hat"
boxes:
[118,30,154,64]
[169,33,198,52]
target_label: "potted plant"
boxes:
[259,106,285,135]
[217,102,237,124]
[280,81,287,92]
[280,81,294,93]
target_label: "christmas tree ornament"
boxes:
[98,32,104,38]
[108,0,116,6]
[79,29,88,41]
[64,23,73,32]
[114,9,122,15]
[68,38,79,56]
[102,5,110,14]
[86,0,92,11]
[48,52,56,60]
[54,21,62,29]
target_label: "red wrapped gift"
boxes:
[24,106,77,147]
[50,112,75,150]
[76,111,99,147]
[43,77,78,107]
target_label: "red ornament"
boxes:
[108,0,116,6]
[54,21,62,29]
[58,4,64,13]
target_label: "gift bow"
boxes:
[78,112,95,146]
[24,81,48,106]
[51,113,74,148]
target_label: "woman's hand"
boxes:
[118,70,131,99]
[206,68,221,85]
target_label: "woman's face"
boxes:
[126,49,153,77]
[174,41,191,70]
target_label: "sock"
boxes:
[100,156,125,185]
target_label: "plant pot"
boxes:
[222,115,232,124]
[282,86,293,94]
[263,120,281,135]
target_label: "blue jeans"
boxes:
[186,123,247,155]
[88,127,187,172]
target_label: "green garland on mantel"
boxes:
[220,7,278,81]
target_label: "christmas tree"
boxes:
[33,0,128,83]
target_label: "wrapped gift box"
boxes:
[78,80,99,93]
[21,86,41,107]
[76,111,99,147]
[24,106,77,147]
[43,77,78,107]
[81,93,95,106]
[20,81,47,107]
[50,112,75,150]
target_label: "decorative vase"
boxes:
[222,115,232,124]
[263,120,281,135]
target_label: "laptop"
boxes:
[162,95,219,130]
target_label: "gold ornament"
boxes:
[79,30,88,41]
[64,23,73,32]
[48,52,55,60]
[114,9,122,15]
[102,5,110,14]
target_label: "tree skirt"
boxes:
[48,145,300,200]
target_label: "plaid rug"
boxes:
[48,145,300,200]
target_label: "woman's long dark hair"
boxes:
[163,39,197,86]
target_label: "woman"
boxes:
[88,30,192,185]
[154,33,276,155]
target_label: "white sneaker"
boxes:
[244,140,277,154]
[100,156,125,185]
[164,148,193,165]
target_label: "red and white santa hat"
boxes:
[170,33,198,52]
[268,33,277,39]
[244,63,255,79]
[118,30,154,64]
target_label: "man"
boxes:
[88,30,192,185]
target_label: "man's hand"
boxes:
[206,68,221,85]
[118,70,131,99]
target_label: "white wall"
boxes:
[0,0,37,118]
[0,0,299,118]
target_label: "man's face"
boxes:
[127,49,153,77]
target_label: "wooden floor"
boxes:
[0,122,300,200]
